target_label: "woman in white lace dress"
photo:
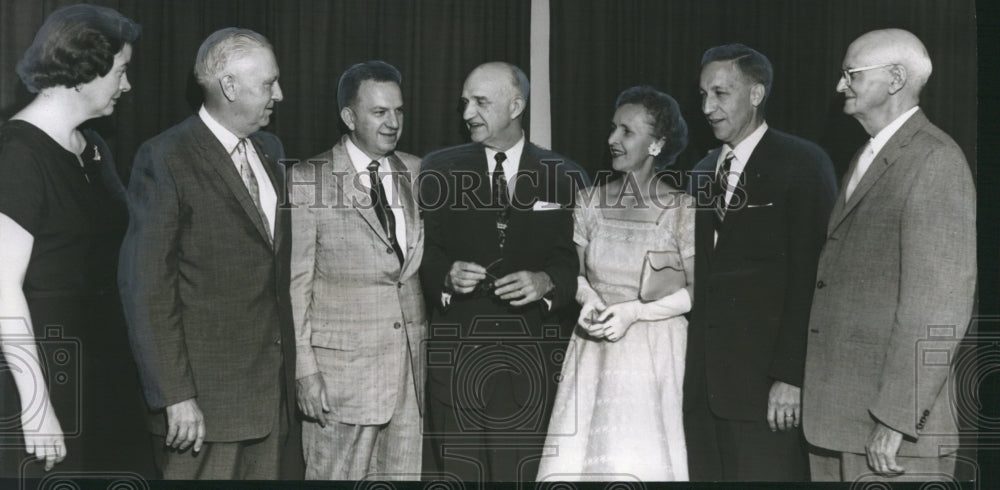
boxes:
[537,86,693,482]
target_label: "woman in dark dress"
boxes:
[0,5,150,477]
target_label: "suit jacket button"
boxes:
[393,322,402,330]
[916,423,924,430]
[816,280,826,289]
[386,247,394,254]
[397,282,403,289]
[274,337,281,345]
[923,409,931,416]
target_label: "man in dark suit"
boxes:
[803,28,976,482]
[683,44,837,481]
[419,62,583,482]
[118,28,298,479]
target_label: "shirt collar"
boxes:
[722,121,769,164]
[869,106,919,156]
[485,133,526,170]
[198,105,241,154]
[345,136,386,174]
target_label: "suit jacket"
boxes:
[803,110,976,456]
[288,135,426,425]
[119,115,296,442]
[684,127,837,422]
[419,141,579,411]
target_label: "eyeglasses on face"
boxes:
[840,63,896,87]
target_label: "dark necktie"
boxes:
[367,160,404,264]
[235,139,272,245]
[493,152,509,252]
[713,151,736,233]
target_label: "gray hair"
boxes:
[508,63,530,102]
[193,27,271,89]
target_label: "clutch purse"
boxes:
[638,250,686,302]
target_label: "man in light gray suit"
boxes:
[289,60,425,480]
[803,29,976,482]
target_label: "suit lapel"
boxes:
[473,144,494,209]
[714,131,773,250]
[249,136,282,251]
[826,145,866,236]
[331,137,392,248]
[694,148,722,262]
[828,110,928,234]
[512,143,543,208]
[191,118,273,247]
[388,153,420,278]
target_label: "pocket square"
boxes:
[532,200,563,211]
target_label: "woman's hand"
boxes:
[592,300,642,342]
[577,295,607,337]
[23,404,66,471]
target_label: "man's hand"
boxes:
[494,271,554,306]
[866,421,905,475]
[766,380,801,431]
[445,261,487,294]
[165,398,205,453]
[296,373,332,427]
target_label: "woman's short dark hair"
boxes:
[16,4,141,93]
[615,86,688,166]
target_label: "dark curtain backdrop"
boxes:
[0,0,530,175]
[0,1,988,305]
[550,0,977,183]
[1,0,998,476]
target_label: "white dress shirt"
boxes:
[486,134,526,201]
[845,106,920,201]
[199,106,276,238]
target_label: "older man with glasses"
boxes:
[802,28,976,482]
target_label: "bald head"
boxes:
[461,62,530,150]
[848,28,932,92]
[467,62,530,102]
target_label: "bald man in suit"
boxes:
[420,62,586,482]
[803,29,976,482]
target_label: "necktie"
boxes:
[368,160,404,264]
[713,151,736,233]
[234,139,272,244]
[493,152,509,252]
[845,142,875,201]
